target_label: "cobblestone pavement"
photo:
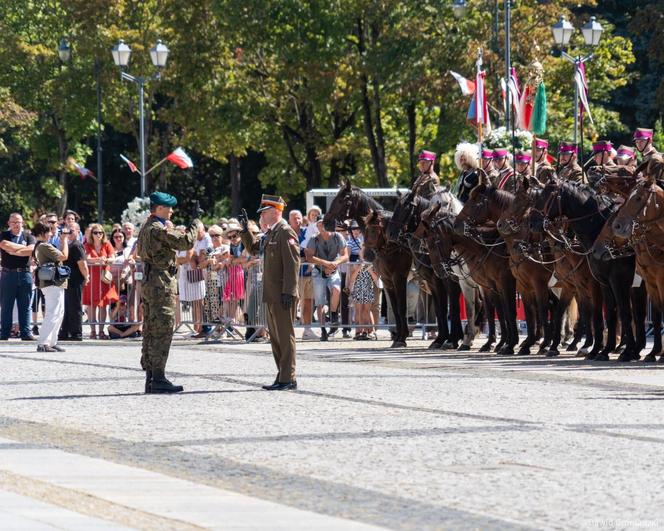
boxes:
[1,333,663,530]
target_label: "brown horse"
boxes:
[455,179,556,356]
[612,176,664,361]
[428,209,519,355]
[323,181,413,348]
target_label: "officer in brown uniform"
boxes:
[533,138,554,182]
[634,127,660,163]
[239,195,300,391]
[493,148,516,190]
[615,145,637,168]
[557,142,584,183]
[481,149,498,184]
[412,150,440,198]
[136,192,200,394]
[514,151,540,188]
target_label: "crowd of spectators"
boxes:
[0,206,434,347]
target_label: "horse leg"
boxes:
[645,299,662,362]
[391,273,408,348]
[547,288,573,358]
[629,283,647,361]
[613,275,637,362]
[427,279,449,350]
[446,279,463,349]
[458,282,476,351]
[479,288,496,352]
[518,291,537,355]
[498,279,518,356]
[586,283,605,360]
[595,285,617,361]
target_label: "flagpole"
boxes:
[477,48,484,164]
[144,156,168,177]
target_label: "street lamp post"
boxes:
[551,16,604,145]
[111,39,169,198]
[59,38,106,223]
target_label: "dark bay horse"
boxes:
[455,179,557,356]
[386,189,475,350]
[531,178,643,362]
[323,181,412,347]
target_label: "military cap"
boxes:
[515,151,532,163]
[534,138,549,149]
[418,150,436,162]
[149,191,177,207]
[493,148,509,158]
[559,142,578,154]
[616,145,635,159]
[257,194,286,213]
[633,128,654,140]
[592,141,613,153]
[481,149,494,159]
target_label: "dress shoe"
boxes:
[51,345,66,352]
[37,345,57,352]
[21,335,36,341]
[32,325,39,335]
[263,381,297,391]
[261,378,280,390]
[148,369,183,394]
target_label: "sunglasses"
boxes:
[47,220,58,224]
[92,231,104,235]
[210,234,222,238]
[227,233,239,238]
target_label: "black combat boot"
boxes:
[144,369,152,394]
[149,369,184,394]
[328,311,339,336]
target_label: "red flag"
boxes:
[450,71,476,96]
[166,147,194,169]
[120,154,139,173]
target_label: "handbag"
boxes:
[37,264,71,283]
[101,268,113,284]
[186,268,204,283]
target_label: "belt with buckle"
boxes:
[2,267,31,273]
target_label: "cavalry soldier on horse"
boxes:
[514,151,540,189]
[481,149,498,184]
[616,145,637,168]
[494,148,515,190]
[412,150,440,198]
[534,138,554,182]
[558,142,584,183]
[454,142,480,203]
[634,127,661,163]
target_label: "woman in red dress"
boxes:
[83,224,119,338]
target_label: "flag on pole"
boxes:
[449,71,476,96]
[508,67,522,127]
[531,82,547,135]
[467,71,491,131]
[67,157,94,180]
[576,62,593,125]
[500,78,507,114]
[120,154,139,173]
[166,147,194,169]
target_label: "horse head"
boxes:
[363,209,389,251]
[387,189,417,242]
[612,177,664,239]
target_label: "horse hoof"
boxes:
[585,351,598,361]
[613,344,626,354]
[457,344,471,351]
[428,341,445,350]
[566,343,579,352]
[498,346,514,356]
[390,341,407,348]
[517,347,531,356]
[478,342,493,353]
[442,341,458,350]
[546,349,560,358]
[659,355,664,363]
[594,352,610,362]
[536,348,548,356]
[493,342,506,353]
[643,353,657,363]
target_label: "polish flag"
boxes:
[450,71,476,96]
[166,147,194,169]
[120,154,139,173]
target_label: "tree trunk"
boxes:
[406,101,417,184]
[230,153,241,216]
[371,75,388,187]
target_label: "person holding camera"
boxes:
[59,223,89,342]
[32,221,69,352]
[305,217,349,341]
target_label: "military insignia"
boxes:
[288,238,298,247]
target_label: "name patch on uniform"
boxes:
[268,241,277,245]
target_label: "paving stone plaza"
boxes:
[1,334,663,530]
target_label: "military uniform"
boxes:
[557,142,584,183]
[136,192,198,393]
[241,195,300,387]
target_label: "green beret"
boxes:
[150,191,177,207]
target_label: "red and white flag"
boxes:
[509,67,522,128]
[450,71,476,96]
[576,62,593,125]
[120,154,139,173]
[475,70,490,127]
[166,147,194,169]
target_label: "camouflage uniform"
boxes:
[137,216,198,372]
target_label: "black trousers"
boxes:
[60,280,84,339]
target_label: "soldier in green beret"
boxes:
[136,192,201,393]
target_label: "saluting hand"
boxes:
[238,208,249,231]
